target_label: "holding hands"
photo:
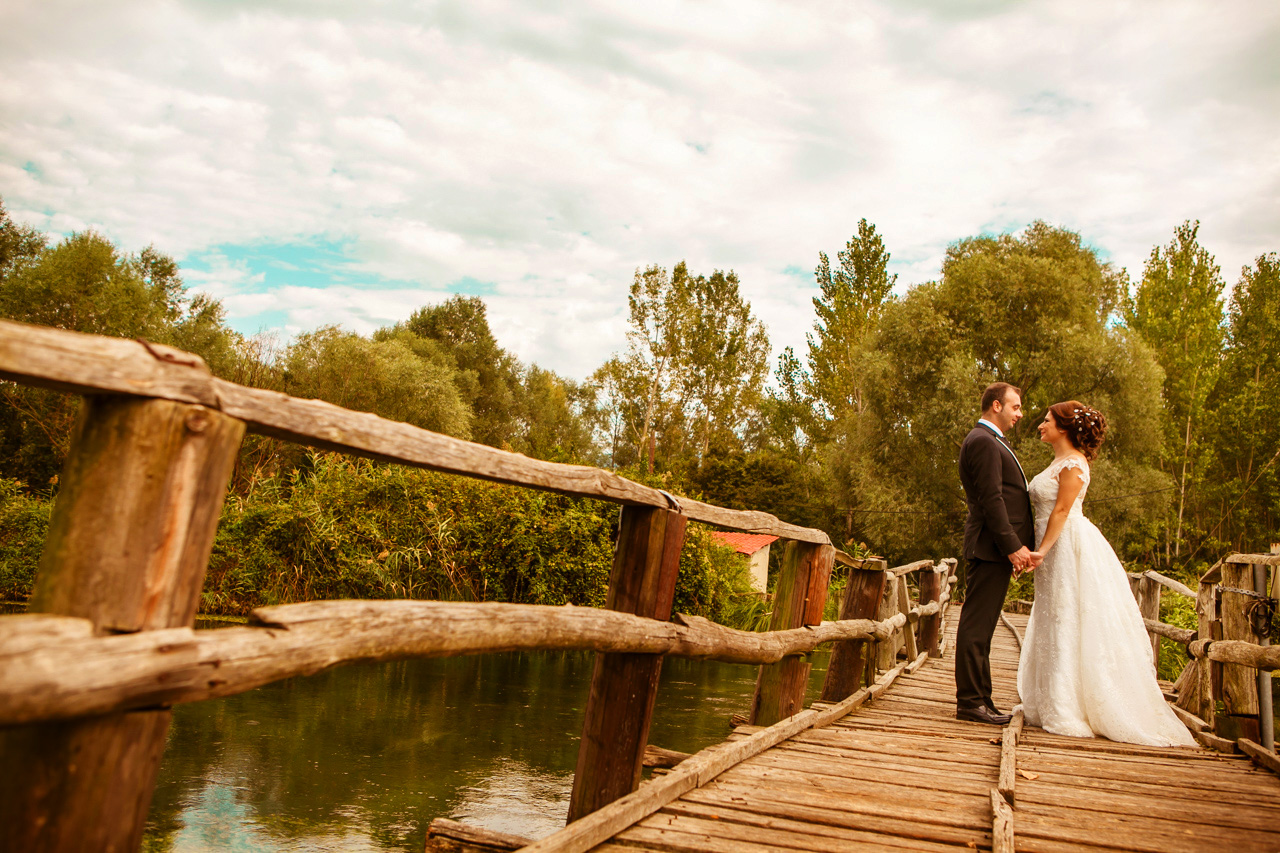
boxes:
[1009,546,1044,578]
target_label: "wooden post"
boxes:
[819,558,887,701]
[0,395,244,853]
[1196,579,1218,725]
[1217,560,1261,742]
[917,565,944,656]
[897,575,919,661]
[1130,574,1162,668]
[875,572,900,671]
[567,505,686,822]
[749,541,834,726]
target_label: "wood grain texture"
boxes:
[1131,574,1162,665]
[1145,619,1197,645]
[0,320,827,543]
[214,379,828,542]
[427,818,532,853]
[916,566,944,657]
[750,542,834,726]
[0,603,900,726]
[819,559,887,701]
[569,507,686,822]
[991,789,1015,853]
[0,396,242,853]
[0,319,217,405]
[1216,562,1261,742]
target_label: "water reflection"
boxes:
[141,643,830,852]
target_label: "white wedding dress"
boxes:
[1017,456,1195,746]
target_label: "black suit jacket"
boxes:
[959,424,1034,562]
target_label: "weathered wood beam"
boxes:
[1143,618,1196,645]
[1238,738,1280,776]
[568,506,685,822]
[990,789,1015,853]
[1130,573,1162,665]
[0,319,828,543]
[519,653,923,853]
[818,558,887,701]
[916,564,944,657]
[750,542,834,725]
[0,395,243,853]
[0,602,903,726]
[641,745,690,768]
[427,818,532,853]
[1226,553,1280,567]
[1217,561,1261,741]
[1139,570,1196,599]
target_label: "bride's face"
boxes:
[1038,412,1063,443]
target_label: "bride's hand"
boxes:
[1027,551,1044,568]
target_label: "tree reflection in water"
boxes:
[143,635,830,852]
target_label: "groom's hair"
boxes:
[981,382,1020,412]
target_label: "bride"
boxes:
[1017,400,1195,747]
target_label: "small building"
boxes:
[708,532,778,593]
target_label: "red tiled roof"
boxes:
[707,531,778,556]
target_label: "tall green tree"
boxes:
[284,326,471,438]
[807,219,897,423]
[1203,253,1280,553]
[679,268,769,458]
[1128,221,1226,561]
[0,225,240,488]
[596,261,768,471]
[843,223,1166,562]
[397,296,521,448]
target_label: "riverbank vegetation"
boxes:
[1,196,1276,634]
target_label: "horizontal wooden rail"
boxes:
[1189,638,1280,672]
[886,559,933,576]
[0,599,940,726]
[0,320,826,543]
[1128,570,1196,599]
[1143,618,1196,645]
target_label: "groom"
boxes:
[955,382,1037,725]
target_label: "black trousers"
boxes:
[954,556,1014,708]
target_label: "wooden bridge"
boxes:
[2,319,1280,853]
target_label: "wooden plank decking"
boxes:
[592,610,1280,852]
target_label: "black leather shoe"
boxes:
[956,704,1013,725]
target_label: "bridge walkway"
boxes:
[590,611,1280,853]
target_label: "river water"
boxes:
[141,634,833,853]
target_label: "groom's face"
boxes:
[992,391,1023,433]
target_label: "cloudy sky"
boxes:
[2,1,1277,379]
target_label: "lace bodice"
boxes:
[1028,455,1090,524]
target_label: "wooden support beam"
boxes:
[916,566,944,657]
[427,818,531,853]
[896,574,919,661]
[0,319,830,544]
[749,542,834,726]
[568,506,686,823]
[1238,738,1280,776]
[990,789,1015,853]
[875,573,900,672]
[1130,573,1162,667]
[0,395,243,853]
[1216,561,1261,742]
[818,558,887,701]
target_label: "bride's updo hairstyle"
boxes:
[1049,400,1107,461]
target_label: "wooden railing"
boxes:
[1131,552,1280,760]
[0,319,959,853]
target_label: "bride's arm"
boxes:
[1033,466,1086,558]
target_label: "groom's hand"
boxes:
[1008,546,1031,571]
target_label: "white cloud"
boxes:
[2,0,1278,378]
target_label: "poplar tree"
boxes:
[1128,221,1226,560]
[806,219,896,423]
